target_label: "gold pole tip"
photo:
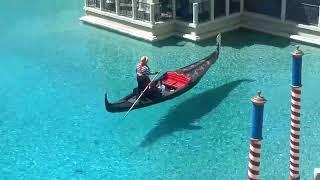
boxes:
[292,46,304,57]
[251,90,267,105]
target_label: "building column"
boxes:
[318,6,320,27]
[210,0,215,20]
[85,0,87,7]
[100,0,103,11]
[193,3,199,25]
[281,0,286,22]
[150,3,155,24]
[172,0,176,19]
[240,0,244,14]
[132,0,137,19]
[116,0,120,15]
[226,0,230,16]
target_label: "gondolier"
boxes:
[136,56,158,94]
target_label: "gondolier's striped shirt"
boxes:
[136,63,151,77]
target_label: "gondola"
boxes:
[105,34,221,113]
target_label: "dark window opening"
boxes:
[287,0,320,25]
[245,0,281,18]
[230,0,240,14]
[215,0,226,18]
[176,1,192,22]
[199,0,211,23]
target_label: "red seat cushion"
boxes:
[174,82,185,89]
[163,72,190,89]
[163,78,176,86]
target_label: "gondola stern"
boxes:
[104,93,114,112]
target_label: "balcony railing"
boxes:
[87,0,101,8]
[102,0,116,13]
[119,0,133,17]
[155,0,173,22]
[136,2,150,22]
[86,0,175,24]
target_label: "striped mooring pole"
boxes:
[248,91,267,180]
[289,46,304,180]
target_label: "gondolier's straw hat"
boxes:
[140,56,148,64]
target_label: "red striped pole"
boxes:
[248,91,266,180]
[289,46,304,180]
[248,140,262,180]
[290,87,301,179]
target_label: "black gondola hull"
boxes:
[105,34,221,113]
[105,80,199,112]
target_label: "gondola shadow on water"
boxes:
[139,79,255,148]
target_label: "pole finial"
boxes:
[257,90,262,97]
[251,90,267,105]
[292,45,304,57]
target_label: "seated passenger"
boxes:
[157,81,166,96]
[145,81,161,99]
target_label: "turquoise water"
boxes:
[1,1,320,179]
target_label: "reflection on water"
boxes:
[140,79,254,147]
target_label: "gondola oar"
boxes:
[122,70,162,120]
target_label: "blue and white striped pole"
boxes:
[248,91,267,180]
[289,46,304,180]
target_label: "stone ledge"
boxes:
[315,168,320,180]
[80,15,157,41]
[242,12,320,46]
